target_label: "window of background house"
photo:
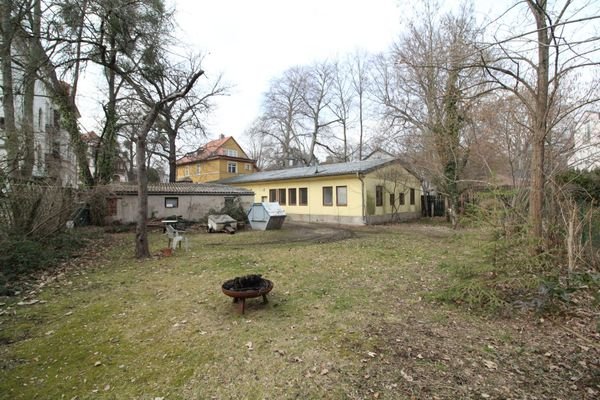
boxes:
[0,117,5,130]
[195,164,201,175]
[269,189,277,202]
[299,188,308,205]
[227,162,237,173]
[225,149,238,157]
[165,197,179,208]
[399,192,405,205]
[323,186,333,206]
[107,198,117,216]
[336,186,347,206]
[389,193,395,207]
[244,164,251,171]
[376,186,383,206]
[278,188,286,205]
[288,188,297,205]
[53,110,61,128]
[184,166,190,176]
[410,188,415,205]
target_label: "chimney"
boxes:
[220,134,225,139]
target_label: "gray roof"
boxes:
[218,157,406,184]
[107,182,254,196]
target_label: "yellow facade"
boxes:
[176,138,257,183]
[229,163,421,225]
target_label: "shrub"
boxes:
[0,231,87,295]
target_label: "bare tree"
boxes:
[478,0,600,244]
[329,60,354,161]
[248,67,306,168]
[298,61,339,165]
[152,70,228,182]
[115,55,204,258]
[348,50,371,160]
[372,2,484,228]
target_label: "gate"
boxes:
[421,195,445,217]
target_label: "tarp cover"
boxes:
[208,214,237,224]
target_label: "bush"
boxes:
[0,231,87,295]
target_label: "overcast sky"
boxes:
[171,0,405,145]
[77,0,506,148]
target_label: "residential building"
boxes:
[0,75,78,185]
[176,135,258,183]
[570,111,600,170]
[82,131,129,182]
[218,158,422,225]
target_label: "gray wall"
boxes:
[109,194,254,223]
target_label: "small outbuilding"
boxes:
[104,182,254,224]
[247,202,286,230]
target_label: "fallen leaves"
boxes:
[482,360,498,370]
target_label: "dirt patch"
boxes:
[343,305,599,399]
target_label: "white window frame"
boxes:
[225,149,238,157]
[227,162,237,173]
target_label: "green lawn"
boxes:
[0,223,597,399]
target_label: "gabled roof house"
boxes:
[218,157,422,225]
[176,135,258,183]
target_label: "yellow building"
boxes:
[218,158,422,225]
[176,135,258,183]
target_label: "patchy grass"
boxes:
[0,223,598,399]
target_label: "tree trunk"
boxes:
[528,0,550,244]
[135,134,150,258]
[1,0,19,178]
[19,0,41,180]
[97,46,118,184]
[168,130,177,182]
[135,106,160,258]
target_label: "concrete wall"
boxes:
[109,193,254,223]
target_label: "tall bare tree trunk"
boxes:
[135,121,152,258]
[167,128,177,182]
[528,0,550,244]
[20,0,42,179]
[1,0,19,178]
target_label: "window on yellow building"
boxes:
[410,188,415,205]
[227,162,237,173]
[225,149,238,157]
[278,189,286,205]
[336,186,347,206]
[376,186,383,207]
[288,188,297,205]
[269,189,277,202]
[299,188,308,206]
[399,192,405,205]
[390,193,395,207]
[323,186,333,206]
[244,164,251,171]
[184,166,190,177]
[196,164,201,175]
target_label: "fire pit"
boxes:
[221,274,273,314]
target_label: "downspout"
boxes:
[357,171,366,225]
